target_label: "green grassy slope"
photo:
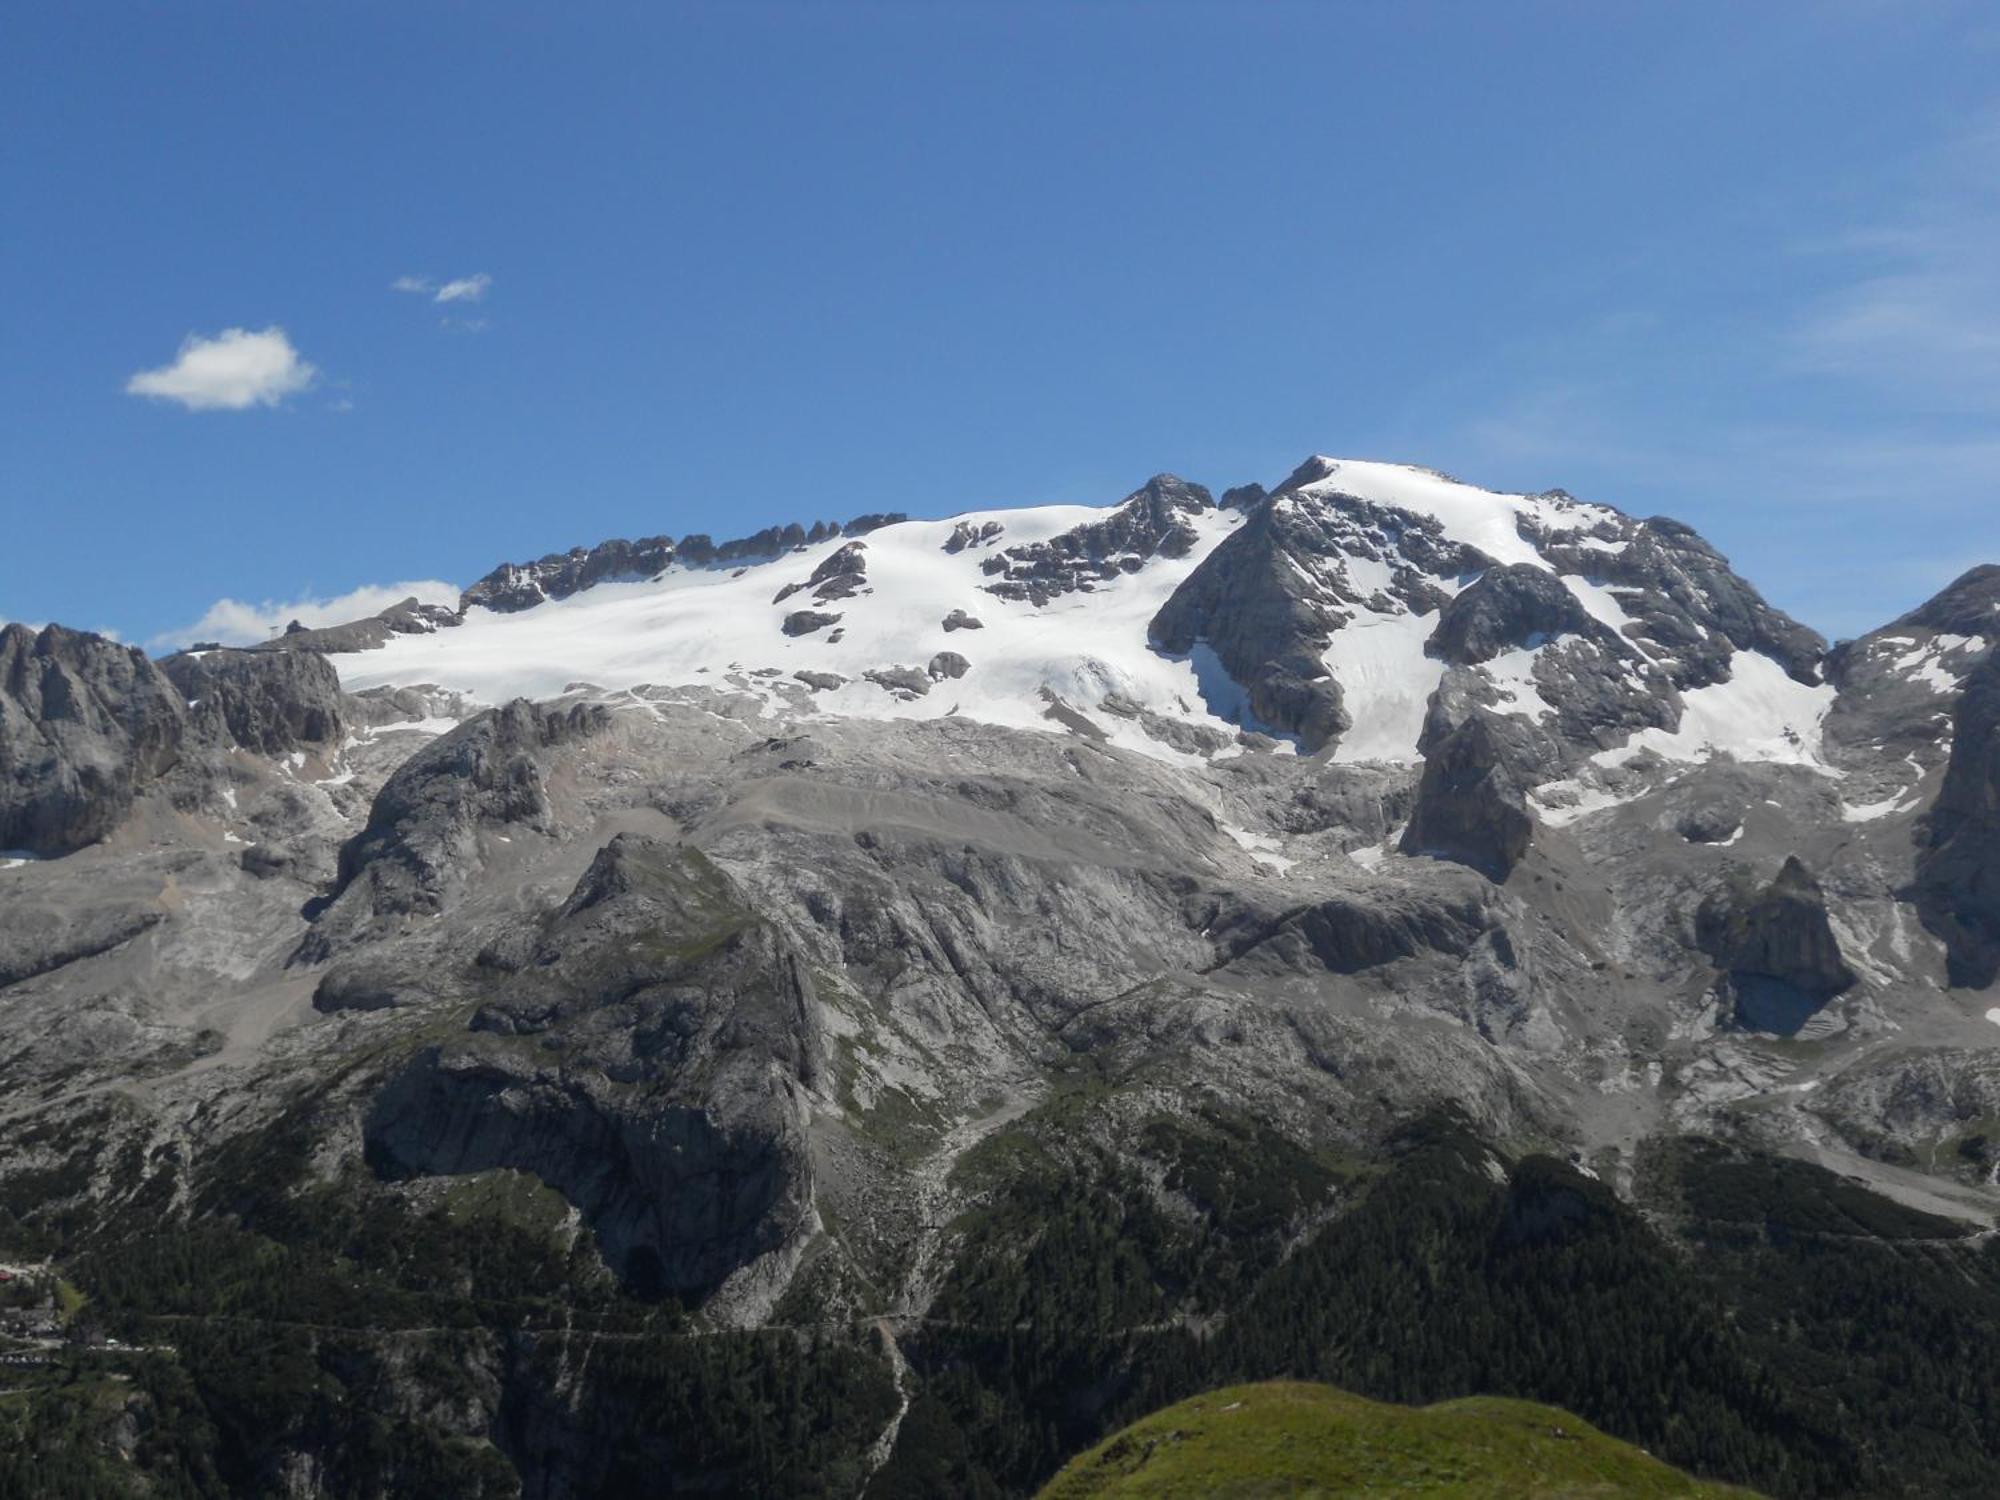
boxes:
[1037,1381,1763,1499]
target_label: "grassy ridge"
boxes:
[1038,1381,1763,1499]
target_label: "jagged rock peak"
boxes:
[461,534,679,613]
[979,473,1217,605]
[1889,563,2000,638]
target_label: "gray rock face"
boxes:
[162,648,344,757]
[1893,563,2000,637]
[0,624,189,855]
[775,541,870,605]
[1534,516,1825,690]
[1911,651,2000,988]
[0,896,162,989]
[309,699,613,943]
[1147,498,1357,750]
[792,670,846,692]
[462,536,677,613]
[1426,563,1599,666]
[983,474,1215,605]
[926,651,970,681]
[941,608,984,631]
[1699,855,1856,1032]
[365,836,820,1299]
[1400,714,1533,881]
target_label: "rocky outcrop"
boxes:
[864,666,930,699]
[1911,651,2000,988]
[1426,564,1599,666]
[941,608,983,631]
[943,520,1003,554]
[162,648,344,757]
[462,536,677,613]
[774,542,869,605]
[926,651,970,681]
[1205,883,1492,976]
[313,699,613,935]
[365,837,821,1301]
[0,624,189,856]
[255,595,461,654]
[0,897,162,989]
[781,610,841,638]
[983,475,1214,605]
[1699,855,1856,1032]
[1399,714,1533,881]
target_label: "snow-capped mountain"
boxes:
[5,447,2000,1495]
[295,456,1838,779]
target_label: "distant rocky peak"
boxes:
[980,473,1217,605]
[461,535,677,613]
[1879,564,2000,643]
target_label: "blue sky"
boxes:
[4,2,1997,647]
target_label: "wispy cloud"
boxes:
[434,273,492,304]
[393,272,494,304]
[126,327,317,411]
[1788,113,2000,409]
[154,579,461,650]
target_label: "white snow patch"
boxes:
[1348,843,1387,870]
[1986,1008,2000,1030]
[1595,652,1835,770]
[1531,780,1630,828]
[1220,823,1296,874]
[1890,633,1981,693]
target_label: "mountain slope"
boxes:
[1037,1382,1761,1498]
[3,450,1999,1497]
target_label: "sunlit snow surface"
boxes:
[340,505,1252,755]
[336,460,1834,772]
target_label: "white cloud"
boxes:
[126,327,318,411]
[434,273,492,304]
[393,272,493,304]
[154,580,461,650]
